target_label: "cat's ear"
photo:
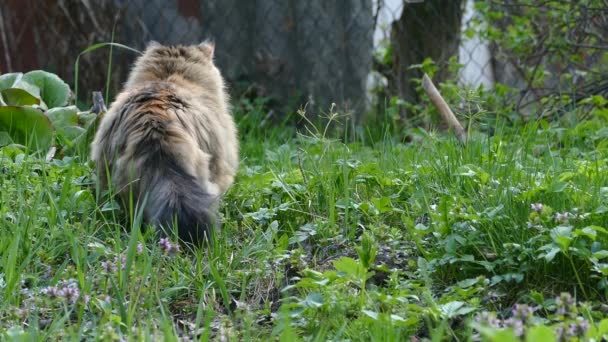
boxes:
[198,39,215,58]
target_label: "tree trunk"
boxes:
[388,0,464,119]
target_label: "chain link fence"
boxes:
[0,0,606,120]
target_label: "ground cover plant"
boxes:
[1,64,608,340]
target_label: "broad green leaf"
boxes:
[77,111,97,126]
[598,318,608,335]
[471,322,520,342]
[438,301,476,318]
[544,246,561,262]
[299,292,324,308]
[457,277,480,288]
[11,78,41,98]
[574,227,598,241]
[0,144,24,158]
[333,257,366,279]
[58,125,86,142]
[550,180,568,193]
[584,225,607,234]
[361,310,379,320]
[0,73,22,90]
[64,111,100,156]
[371,196,391,213]
[592,250,608,259]
[457,165,477,177]
[46,106,78,129]
[0,74,42,106]
[0,106,53,151]
[551,226,573,251]
[0,88,40,106]
[23,70,70,108]
[390,314,406,322]
[526,325,556,342]
[0,131,12,146]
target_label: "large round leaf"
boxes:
[47,106,78,129]
[0,73,23,90]
[0,72,42,106]
[47,106,84,142]
[1,88,41,106]
[23,70,70,108]
[59,126,86,142]
[66,111,100,156]
[0,106,53,151]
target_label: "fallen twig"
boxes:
[421,73,467,144]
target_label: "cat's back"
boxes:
[92,77,238,193]
[91,81,186,158]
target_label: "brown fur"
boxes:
[91,41,239,245]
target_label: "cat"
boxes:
[91,40,239,246]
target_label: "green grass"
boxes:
[1,101,608,341]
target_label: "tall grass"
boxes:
[2,42,608,340]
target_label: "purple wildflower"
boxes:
[137,242,143,254]
[56,288,67,298]
[41,285,59,298]
[555,326,565,340]
[159,237,180,254]
[505,318,525,337]
[555,292,575,317]
[65,287,80,304]
[555,212,570,222]
[159,237,171,251]
[481,291,501,303]
[14,308,27,319]
[40,280,80,303]
[578,320,590,334]
[101,260,117,273]
[511,304,534,322]
[114,254,127,271]
[475,311,502,329]
[531,203,543,212]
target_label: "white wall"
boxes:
[368,0,494,99]
[458,0,494,88]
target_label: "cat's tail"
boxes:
[137,144,218,246]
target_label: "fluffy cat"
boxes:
[91,40,239,245]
